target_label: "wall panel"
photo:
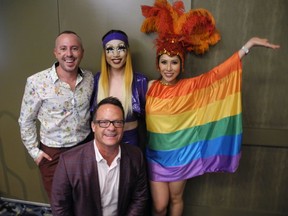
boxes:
[0,1,287,215]
[0,0,59,203]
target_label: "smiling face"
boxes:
[104,39,128,70]
[54,33,84,74]
[158,54,181,85]
[91,104,124,149]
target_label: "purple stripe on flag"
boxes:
[148,153,241,182]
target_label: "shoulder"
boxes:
[134,72,148,82]
[134,72,148,79]
[94,72,101,79]
[26,66,55,84]
[80,69,93,79]
[94,71,101,77]
[121,144,143,159]
[61,141,94,160]
[148,80,157,90]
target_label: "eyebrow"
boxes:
[105,43,126,47]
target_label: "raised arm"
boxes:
[238,37,280,59]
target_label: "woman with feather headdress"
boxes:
[141,0,279,215]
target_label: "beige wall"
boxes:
[0,0,59,202]
[0,0,287,215]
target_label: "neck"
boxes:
[56,67,78,90]
[96,143,119,166]
[109,67,125,77]
[160,79,177,86]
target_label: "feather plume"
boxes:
[141,0,221,64]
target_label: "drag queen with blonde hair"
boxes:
[91,30,148,146]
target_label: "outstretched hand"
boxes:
[246,37,280,49]
[239,37,280,58]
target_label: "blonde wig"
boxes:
[97,47,133,118]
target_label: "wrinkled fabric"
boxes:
[18,63,93,159]
[146,53,243,181]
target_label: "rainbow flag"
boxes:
[146,53,242,181]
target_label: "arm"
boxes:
[136,74,148,117]
[18,77,52,164]
[51,155,74,216]
[238,37,280,59]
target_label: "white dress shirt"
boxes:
[94,141,121,216]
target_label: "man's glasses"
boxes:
[95,120,125,128]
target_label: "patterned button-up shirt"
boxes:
[18,63,94,159]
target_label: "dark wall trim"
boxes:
[243,128,288,147]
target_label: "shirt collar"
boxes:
[93,140,121,163]
[50,62,84,84]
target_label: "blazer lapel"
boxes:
[85,141,103,216]
[118,144,131,215]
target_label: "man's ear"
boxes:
[91,121,96,132]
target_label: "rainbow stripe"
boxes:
[146,53,242,181]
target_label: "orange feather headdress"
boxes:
[140,0,221,70]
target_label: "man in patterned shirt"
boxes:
[18,30,94,199]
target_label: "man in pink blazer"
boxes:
[51,97,148,216]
